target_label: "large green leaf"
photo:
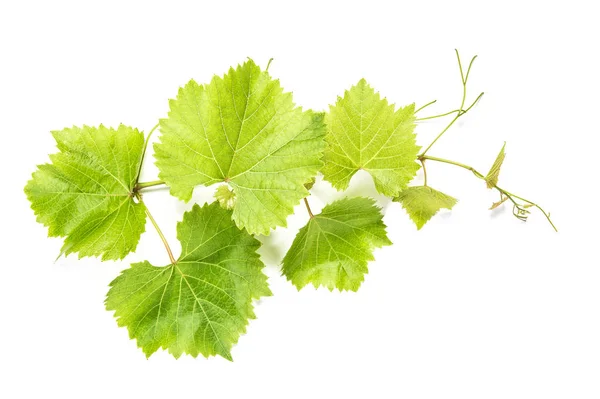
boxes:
[321,79,421,196]
[282,197,391,291]
[394,186,457,230]
[154,59,326,235]
[24,125,147,260]
[106,202,271,360]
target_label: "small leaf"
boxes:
[489,195,508,210]
[154,59,326,235]
[105,202,271,360]
[214,185,236,210]
[24,125,147,260]
[485,142,506,188]
[321,79,421,197]
[282,197,391,291]
[394,186,457,230]
[304,177,316,191]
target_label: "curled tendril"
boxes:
[512,202,531,222]
[494,189,534,222]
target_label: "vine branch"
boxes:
[417,50,484,156]
[419,154,557,231]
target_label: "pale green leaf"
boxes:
[322,79,421,196]
[154,59,326,235]
[394,186,457,230]
[282,197,391,291]
[105,202,271,360]
[214,184,235,210]
[24,125,147,260]
[489,195,508,210]
[485,142,506,188]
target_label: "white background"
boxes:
[1,1,598,398]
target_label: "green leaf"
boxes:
[154,59,326,235]
[282,197,391,291]
[105,202,271,360]
[485,142,506,188]
[214,184,236,210]
[24,125,147,260]
[394,186,458,230]
[489,195,508,210]
[321,79,421,196]
[304,177,316,191]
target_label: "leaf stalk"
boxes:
[138,195,177,264]
[303,197,314,218]
[136,180,166,190]
[135,123,160,184]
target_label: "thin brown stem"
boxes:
[303,197,314,218]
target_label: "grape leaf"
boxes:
[214,184,235,210]
[24,125,147,260]
[105,202,271,360]
[154,59,326,235]
[282,197,391,291]
[485,142,506,188]
[394,186,458,230]
[321,79,421,196]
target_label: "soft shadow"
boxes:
[490,204,507,219]
[256,233,286,271]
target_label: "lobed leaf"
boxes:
[282,197,391,291]
[24,125,147,260]
[321,79,421,196]
[394,186,457,230]
[154,59,326,235]
[105,202,271,360]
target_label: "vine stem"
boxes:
[418,50,484,156]
[303,197,314,218]
[136,180,166,190]
[415,99,437,114]
[138,195,177,264]
[420,155,484,178]
[419,154,558,232]
[420,159,428,186]
[135,123,159,183]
